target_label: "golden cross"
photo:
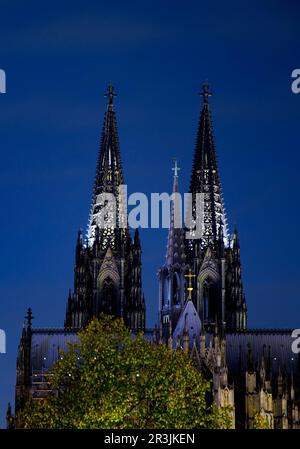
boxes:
[184,270,196,301]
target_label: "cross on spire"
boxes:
[199,81,212,105]
[172,159,180,177]
[104,83,117,107]
[184,269,196,301]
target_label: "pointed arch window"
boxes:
[163,275,170,308]
[101,276,118,316]
[173,272,181,306]
[202,276,219,323]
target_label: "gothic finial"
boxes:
[6,403,14,429]
[104,83,117,108]
[25,308,34,330]
[7,402,11,415]
[199,80,212,106]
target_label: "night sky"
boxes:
[0,0,300,427]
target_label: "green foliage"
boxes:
[20,315,231,429]
[252,413,272,429]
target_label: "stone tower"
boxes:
[186,82,247,332]
[65,84,145,330]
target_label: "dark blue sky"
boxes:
[0,0,300,427]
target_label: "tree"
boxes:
[252,413,272,429]
[20,315,231,429]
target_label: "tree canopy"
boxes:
[20,315,231,429]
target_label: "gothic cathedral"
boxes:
[11,83,300,429]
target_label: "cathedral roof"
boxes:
[225,329,298,378]
[172,299,202,349]
[28,327,298,383]
[31,330,79,371]
[29,328,154,372]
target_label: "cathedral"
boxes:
[10,83,300,429]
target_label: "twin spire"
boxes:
[166,81,228,263]
[190,81,229,248]
[87,83,124,247]
[88,81,228,251]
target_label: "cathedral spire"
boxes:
[66,85,145,331]
[189,82,228,249]
[87,83,126,248]
[159,160,187,332]
[165,160,186,267]
[186,83,246,332]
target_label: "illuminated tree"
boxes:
[20,315,231,429]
